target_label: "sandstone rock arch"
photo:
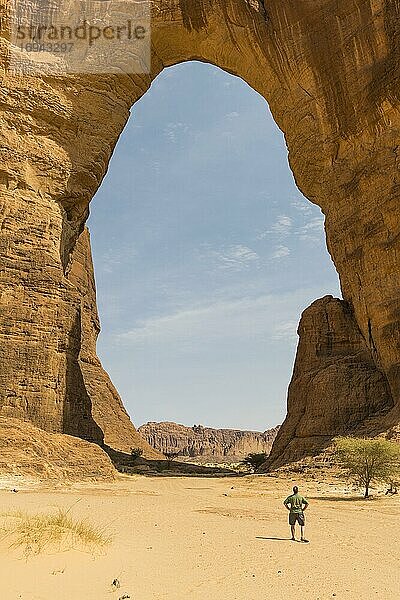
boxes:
[1,0,400,465]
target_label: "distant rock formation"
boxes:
[138,422,280,459]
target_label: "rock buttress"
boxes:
[65,227,162,459]
[264,296,394,470]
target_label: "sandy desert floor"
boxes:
[0,474,398,600]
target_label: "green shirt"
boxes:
[284,493,308,514]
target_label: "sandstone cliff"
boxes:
[265,296,395,469]
[66,229,162,459]
[138,422,279,459]
[1,0,400,468]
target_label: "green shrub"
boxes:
[155,461,169,473]
[241,452,268,471]
[164,451,180,468]
[333,436,400,498]
[130,447,144,461]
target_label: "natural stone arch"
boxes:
[0,0,399,465]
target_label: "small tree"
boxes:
[241,452,268,471]
[333,437,400,498]
[164,451,180,468]
[130,447,143,462]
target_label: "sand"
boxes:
[0,474,398,599]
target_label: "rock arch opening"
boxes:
[88,61,341,439]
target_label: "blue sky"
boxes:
[88,62,341,431]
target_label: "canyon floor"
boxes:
[0,473,398,600]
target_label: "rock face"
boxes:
[65,229,161,459]
[0,417,116,481]
[1,1,400,466]
[265,296,394,469]
[138,422,279,459]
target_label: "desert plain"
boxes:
[0,473,398,600]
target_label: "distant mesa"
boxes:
[138,421,280,460]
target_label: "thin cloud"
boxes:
[257,215,292,239]
[291,197,312,213]
[272,321,298,341]
[100,243,137,274]
[202,244,260,271]
[298,216,325,243]
[163,121,190,144]
[225,111,240,119]
[115,292,304,346]
[271,245,290,259]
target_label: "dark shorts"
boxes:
[289,512,305,526]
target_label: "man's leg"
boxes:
[300,519,309,542]
[290,524,296,540]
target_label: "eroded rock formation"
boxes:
[0,417,116,481]
[1,1,400,466]
[138,422,279,459]
[265,296,394,469]
[66,229,161,458]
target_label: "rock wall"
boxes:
[66,228,161,458]
[138,422,279,459]
[265,296,395,469]
[1,1,400,466]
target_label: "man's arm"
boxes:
[283,497,291,510]
[302,497,309,511]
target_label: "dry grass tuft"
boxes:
[0,508,112,558]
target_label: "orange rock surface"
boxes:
[0,1,399,466]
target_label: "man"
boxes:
[283,485,309,542]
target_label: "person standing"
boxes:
[283,485,309,542]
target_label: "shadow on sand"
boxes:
[257,537,310,544]
[308,495,369,502]
[256,537,293,541]
[103,445,239,477]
